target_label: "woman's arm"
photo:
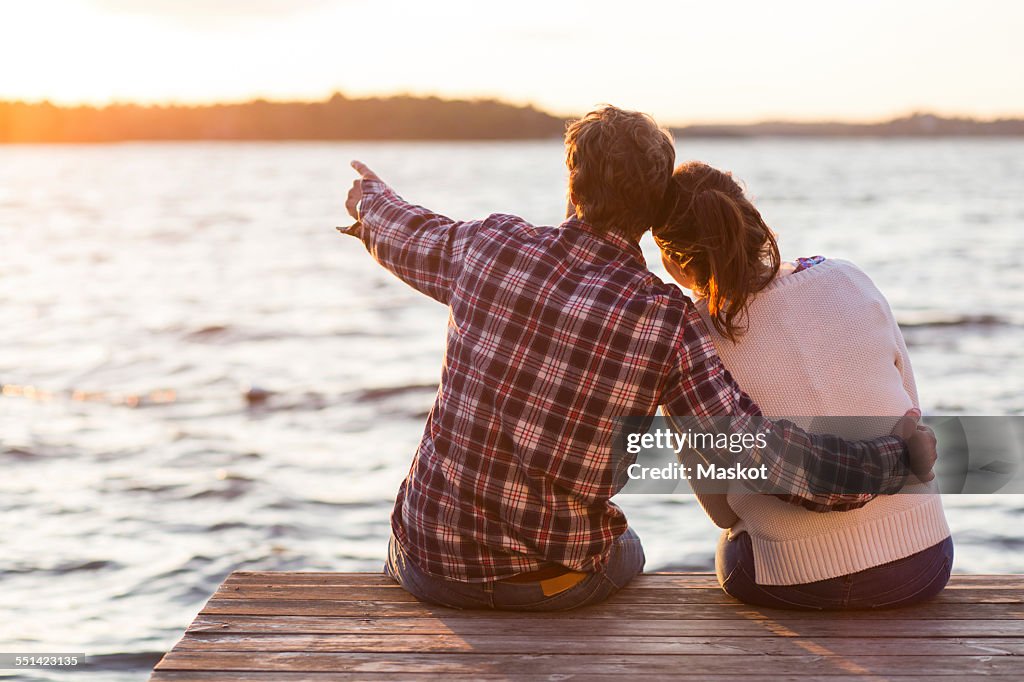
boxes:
[693,492,741,529]
[892,313,920,409]
[665,407,741,527]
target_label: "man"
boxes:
[338,106,936,611]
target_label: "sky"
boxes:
[2,0,1022,125]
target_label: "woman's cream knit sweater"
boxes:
[691,258,950,586]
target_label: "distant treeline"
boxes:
[0,93,565,143]
[2,94,1023,142]
[675,113,1024,138]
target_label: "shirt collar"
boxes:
[560,217,646,265]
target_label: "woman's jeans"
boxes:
[385,528,645,611]
[717,530,954,610]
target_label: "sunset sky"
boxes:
[3,0,1022,125]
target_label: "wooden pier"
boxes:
[151,572,1024,680]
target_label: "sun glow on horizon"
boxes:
[3,0,1023,126]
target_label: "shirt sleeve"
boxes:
[660,303,911,512]
[346,178,482,305]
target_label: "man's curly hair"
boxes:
[565,106,675,241]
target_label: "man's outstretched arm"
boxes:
[340,161,481,305]
[660,305,936,512]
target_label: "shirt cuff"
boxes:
[358,177,389,217]
[876,434,911,494]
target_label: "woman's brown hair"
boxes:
[653,162,780,342]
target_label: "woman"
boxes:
[654,162,952,610]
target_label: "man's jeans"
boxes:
[385,528,645,611]
[718,530,954,610]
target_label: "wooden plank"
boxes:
[172,633,1024,656]
[215,584,420,601]
[222,573,721,588]
[153,572,1024,681]
[186,614,1024,638]
[153,651,1024,675]
[222,572,1024,589]
[150,673,1024,682]
[212,584,1023,605]
[602,588,1022,603]
[199,598,1024,620]
[631,574,1024,590]
[150,674,1024,682]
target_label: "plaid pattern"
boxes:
[348,179,910,582]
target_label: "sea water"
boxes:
[1,139,1022,680]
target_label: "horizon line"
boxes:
[4,93,1024,129]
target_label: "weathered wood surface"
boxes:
[151,572,1024,681]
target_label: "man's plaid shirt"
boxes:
[347,178,909,583]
